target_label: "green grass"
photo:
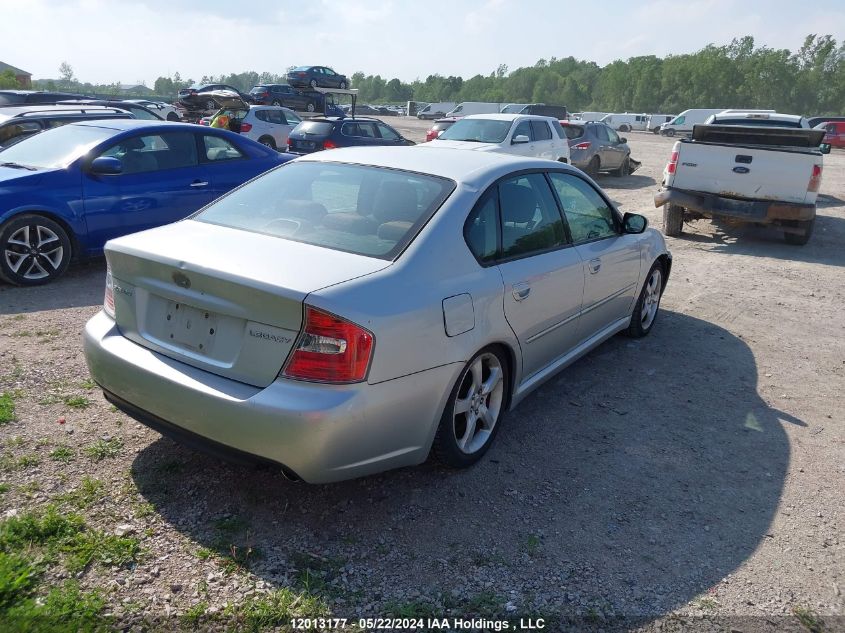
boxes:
[792,606,823,633]
[0,454,39,473]
[0,392,18,424]
[0,551,39,611]
[0,484,9,495]
[83,438,123,462]
[4,579,107,629]
[63,396,91,410]
[526,534,541,557]
[222,588,330,627]
[49,446,75,463]
[182,600,208,625]
[79,379,97,390]
[55,477,104,509]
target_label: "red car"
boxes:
[425,117,457,142]
[816,121,845,148]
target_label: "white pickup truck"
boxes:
[654,113,829,245]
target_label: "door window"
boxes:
[594,125,610,141]
[512,121,532,141]
[531,120,552,140]
[549,173,617,243]
[375,122,400,140]
[99,132,198,174]
[341,121,377,138]
[202,135,245,162]
[498,174,567,258]
[607,128,621,144]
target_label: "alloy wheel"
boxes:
[4,223,64,281]
[452,353,504,454]
[640,268,662,329]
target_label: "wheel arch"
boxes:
[482,341,519,412]
[1,208,81,260]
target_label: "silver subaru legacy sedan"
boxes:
[83,146,671,483]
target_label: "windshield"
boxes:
[501,104,527,114]
[438,118,512,143]
[196,161,455,260]
[0,124,114,169]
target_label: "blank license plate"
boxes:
[164,301,218,353]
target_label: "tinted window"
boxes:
[513,121,532,140]
[202,135,245,162]
[341,121,377,137]
[0,92,26,106]
[196,162,455,260]
[464,189,499,263]
[0,121,42,146]
[376,122,400,140]
[99,132,198,174]
[439,118,511,143]
[294,121,333,136]
[607,127,621,143]
[531,120,552,140]
[499,173,566,258]
[594,125,610,141]
[562,125,584,139]
[0,124,114,168]
[549,173,617,242]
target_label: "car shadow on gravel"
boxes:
[675,213,845,268]
[0,258,105,313]
[131,311,798,622]
[597,173,657,190]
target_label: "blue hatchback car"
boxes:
[0,120,291,285]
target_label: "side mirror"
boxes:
[512,134,530,144]
[619,137,627,144]
[622,212,648,234]
[819,143,831,155]
[90,156,123,175]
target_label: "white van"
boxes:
[446,102,505,118]
[576,111,609,122]
[646,114,675,133]
[660,109,775,136]
[416,102,457,120]
[600,113,648,132]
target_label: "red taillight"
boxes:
[287,137,294,146]
[199,120,210,126]
[282,306,374,383]
[808,164,822,192]
[240,122,252,132]
[573,142,591,150]
[104,267,115,318]
[323,139,338,149]
[666,143,680,174]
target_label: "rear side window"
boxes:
[595,125,610,141]
[531,120,552,141]
[465,190,499,263]
[196,162,455,260]
[341,121,377,137]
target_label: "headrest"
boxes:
[499,183,538,223]
[372,181,419,223]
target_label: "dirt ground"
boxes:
[0,121,843,631]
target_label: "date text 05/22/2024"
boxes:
[290,617,547,631]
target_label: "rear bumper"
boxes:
[654,187,816,222]
[83,311,460,483]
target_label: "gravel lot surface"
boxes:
[1,121,843,632]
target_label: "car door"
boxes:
[198,132,258,196]
[82,131,213,247]
[340,120,382,147]
[322,67,338,87]
[486,173,585,380]
[374,121,409,146]
[605,127,627,166]
[548,172,641,339]
[530,120,555,160]
[593,124,618,169]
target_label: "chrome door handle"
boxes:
[512,282,531,301]
[588,258,601,274]
[190,181,209,188]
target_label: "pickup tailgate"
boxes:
[670,126,823,204]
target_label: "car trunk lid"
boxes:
[105,220,391,388]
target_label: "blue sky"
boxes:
[3,0,844,84]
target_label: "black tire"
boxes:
[258,136,277,150]
[626,261,664,338]
[271,99,281,107]
[784,218,814,245]
[338,81,347,90]
[665,128,676,137]
[612,157,630,177]
[306,102,316,113]
[432,347,509,469]
[0,214,72,286]
[652,128,660,134]
[204,99,217,110]
[309,79,318,89]
[586,156,600,177]
[663,204,684,237]
[166,112,180,121]
[619,124,631,132]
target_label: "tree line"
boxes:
[18,35,844,115]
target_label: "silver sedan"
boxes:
[83,146,671,483]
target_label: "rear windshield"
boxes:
[439,118,512,143]
[713,118,803,128]
[562,125,584,139]
[195,161,456,260]
[293,121,333,136]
